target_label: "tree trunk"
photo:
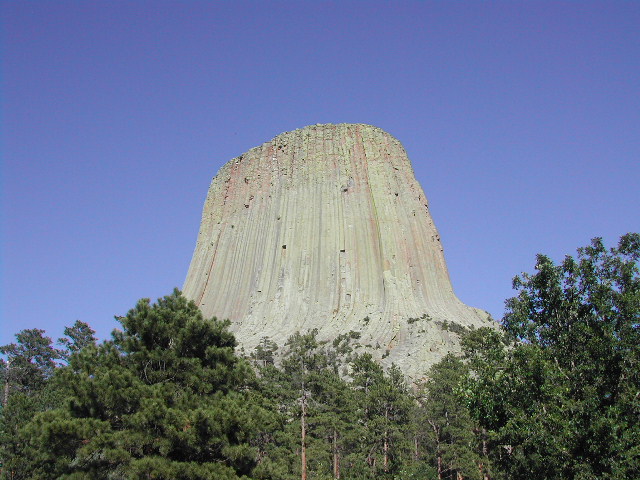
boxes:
[383,433,389,472]
[478,461,490,480]
[383,407,389,471]
[333,428,340,479]
[301,394,307,480]
[2,377,8,407]
[482,428,488,456]
[429,420,443,480]
[479,427,489,480]
[3,358,9,407]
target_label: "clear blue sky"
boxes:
[2,1,639,345]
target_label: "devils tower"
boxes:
[184,124,493,380]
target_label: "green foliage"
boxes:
[264,329,361,480]
[0,329,67,478]
[435,320,469,335]
[349,355,414,478]
[465,234,640,480]
[251,336,279,368]
[253,330,420,480]
[418,354,487,480]
[408,313,431,325]
[3,234,637,480]
[57,320,97,362]
[1,328,62,398]
[5,290,270,479]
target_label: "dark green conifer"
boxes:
[8,290,271,479]
[57,320,97,362]
[419,354,485,480]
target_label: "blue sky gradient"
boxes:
[2,1,639,344]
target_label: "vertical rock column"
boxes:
[184,124,492,379]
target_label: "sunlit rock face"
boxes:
[184,124,493,380]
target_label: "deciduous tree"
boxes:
[466,234,640,480]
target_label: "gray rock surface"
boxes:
[184,124,494,380]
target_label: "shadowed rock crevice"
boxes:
[184,123,494,380]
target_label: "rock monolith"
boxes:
[184,123,493,380]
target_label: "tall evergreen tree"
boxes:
[349,354,413,479]
[1,329,62,403]
[251,337,279,369]
[8,290,271,480]
[254,330,363,480]
[280,330,326,480]
[0,329,65,479]
[57,320,97,363]
[419,354,486,480]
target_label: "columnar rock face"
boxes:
[184,124,493,380]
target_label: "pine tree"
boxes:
[349,354,413,479]
[10,290,271,479]
[419,354,485,480]
[0,329,65,478]
[57,320,97,363]
[254,330,363,480]
[1,328,63,403]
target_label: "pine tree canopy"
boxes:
[2,290,271,480]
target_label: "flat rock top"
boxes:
[184,123,493,380]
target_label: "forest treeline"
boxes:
[1,234,638,480]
